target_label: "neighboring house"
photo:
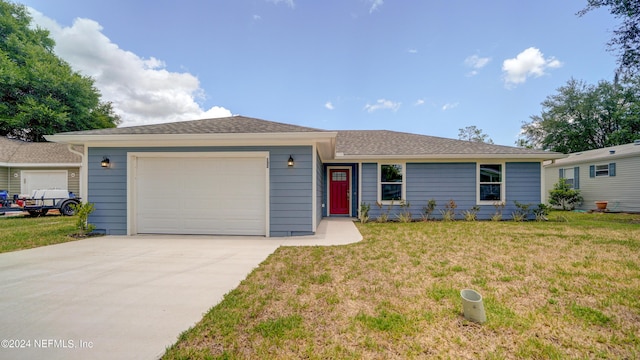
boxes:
[0,137,82,197]
[544,141,640,212]
[47,116,564,237]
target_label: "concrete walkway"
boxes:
[0,218,361,360]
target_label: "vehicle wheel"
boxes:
[28,210,41,217]
[60,201,78,216]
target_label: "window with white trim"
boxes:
[478,163,504,203]
[379,164,404,203]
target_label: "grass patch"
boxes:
[0,215,78,253]
[163,211,640,359]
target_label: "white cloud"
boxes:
[28,8,232,128]
[502,47,562,87]
[325,101,335,110]
[414,99,425,106]
[364,99,400,113]
[442,102,459,111]
[369,0,384,13]
[268,0,295,8]
[253,14,262,20]
[408,49,418,54]
[464,54,491,76]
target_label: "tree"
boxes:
[518,77,640,153]
[548,178,583,210]
[457,125,494,144]
[0,1,120,141]
[578,0,640,78]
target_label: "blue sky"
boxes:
[19,0,618,145]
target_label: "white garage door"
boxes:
[135,155,267,236]
[21,170,68,195]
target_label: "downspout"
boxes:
[66,144,86,200]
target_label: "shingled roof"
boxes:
[335,130,556,157]
[0,137,82,164]
[56,116,326,135]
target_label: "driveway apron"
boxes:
[0,218,361,360]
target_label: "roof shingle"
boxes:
[56,116,326,135]
[0,137,82,164]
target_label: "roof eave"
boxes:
[336,153,567,161]
[46,132,338,146]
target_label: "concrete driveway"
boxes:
[0,218,361,360]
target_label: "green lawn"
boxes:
[0,214,78,253]
[163,212,640,359]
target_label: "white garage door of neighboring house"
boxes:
[21,170,68,195]
[134,154,268,236]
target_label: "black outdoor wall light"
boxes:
[101,157,110,168]
[288,155,294,167]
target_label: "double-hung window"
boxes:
[379,164,404,203]
[478,163,504,203]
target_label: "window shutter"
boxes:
[609,163,616,177]
[589,165,595,178]
[559,168,564,179]
[574,167,580,189]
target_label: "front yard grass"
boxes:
[0,214,77,253]
[164,212,640,359]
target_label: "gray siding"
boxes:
[0,167,8,192]
[406,163,476,220]
[505,162,541,219]
[546,156,640,212]
[3,167,80,196]
[87,146,313,236]
[361,161,543,221]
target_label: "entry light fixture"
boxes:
[101,157,110,168]
[288,155,294,167]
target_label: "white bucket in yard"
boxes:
[460,289,486,324]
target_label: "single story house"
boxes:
[544,141,640,212]
[0,137,82,197]
[47,116,564,236]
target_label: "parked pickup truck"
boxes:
[0,189,80,217]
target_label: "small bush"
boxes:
[492,201,505,221]
[360,203,370,224]
[549,178,583,210]
[71,202,96,235]
[512,201,533,222]
[396,201,412,223]
[421,199,437,221]
[463,206,480,221]
[440,199,457,221]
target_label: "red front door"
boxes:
[329,169,349,215]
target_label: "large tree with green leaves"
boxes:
[457,125,494,144]
[578,0,640,78]
[518,77,640,153]
[0,0,119,141]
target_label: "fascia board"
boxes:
[545,152,639,167]
[45,132,337,146]
[0,162,81,167]
[336,153,567,161]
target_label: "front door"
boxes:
[329,169,349,215]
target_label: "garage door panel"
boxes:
[136,156,267,235]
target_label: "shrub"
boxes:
[359,203,370,224]
[491,201,505,221]
[396,201,412,223]
[376,201,393,223]
[71,202,96,235]
[463,206,480,221]
[440,199,457,221]
[533,203,552,221]
[512,201,533,222]
[421,199,437,221]
[549,178,583,210]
